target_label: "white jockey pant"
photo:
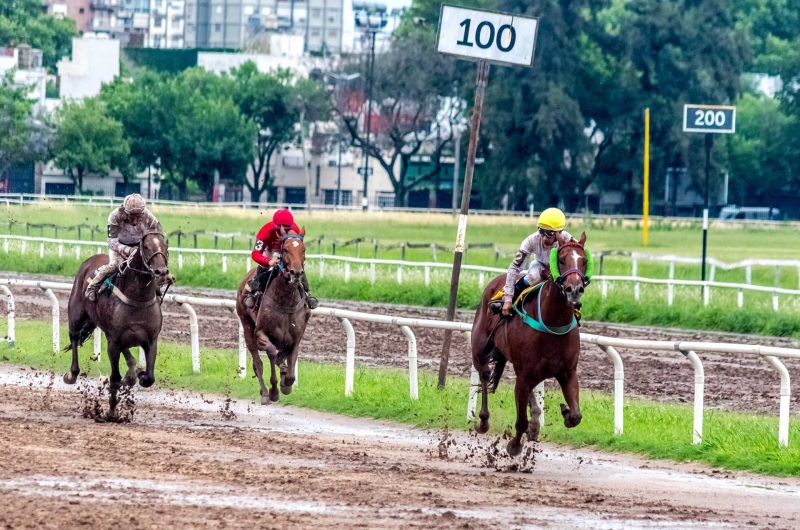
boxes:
[88,249,125,287]
[503,261,546,303]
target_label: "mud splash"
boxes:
[79,378,136,423]
[219,397,237,421]
[434,427,539,473]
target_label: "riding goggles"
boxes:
[539,228,557,238]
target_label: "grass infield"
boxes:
[4,319,800,478]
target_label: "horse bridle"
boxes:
[552,241,591,289]
[277,233,305,282]
[122,232,169,276]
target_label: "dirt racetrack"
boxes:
[1,365,799,530]
[4,271,800,415]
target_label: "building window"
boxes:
[376,192,395,208]
[79,7,84,13]
[261,7,271,14]
[244,6,254,15]
[171,17,180,29]
[215,23,221,31]
[328,28,337,38]
[155,0,162,8]
[311,8,321,17]
[324,190,352,206]
[310,28,320,37]
[154,15,162,27]
[215,5,222,13]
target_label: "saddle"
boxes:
[489,282,542,311]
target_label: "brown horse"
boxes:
[64,231,172,416]
[471,231,592,456]
[236,227,311,405]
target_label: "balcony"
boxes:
[91,0,116,10]
[92,18,117,32]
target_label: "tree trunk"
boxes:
[77,169,84,194]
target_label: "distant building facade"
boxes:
[57,35,120,100]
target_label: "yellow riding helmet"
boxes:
[537,208,566,231]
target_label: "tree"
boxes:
[52,98,131,193]
[231,63,299,203]
[338,29,462,206]
[0,0,77,72]
[0,72,47,180]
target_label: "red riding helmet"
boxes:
[272,209,294,227]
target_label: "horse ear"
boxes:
[299,226,306,237]
[579,231,587,246]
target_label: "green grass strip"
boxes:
[4,319,800,477]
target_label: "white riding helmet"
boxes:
[123,193,146,215]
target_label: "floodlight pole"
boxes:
[438,61,490,388]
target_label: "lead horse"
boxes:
[63,231,172,418]
[471,231,592,456]
[236,227,311,404]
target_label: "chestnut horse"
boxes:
[236,227,311,405]
[471,231,592,456]
[64,231,173,418]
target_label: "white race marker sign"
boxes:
[436,5,539,67]
[683,104,736,134]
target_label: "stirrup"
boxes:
[489,301,503,314]
[307,296,319,310]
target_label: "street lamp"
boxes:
[353,1,388,210]
[327,72,360,207]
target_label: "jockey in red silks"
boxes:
[244,209,317,309]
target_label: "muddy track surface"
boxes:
[3,270,800,414]
[0,365,798,530]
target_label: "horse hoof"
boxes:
[280,385,293,395]
[122,374,137,387]
[527,426,540,443]
[63,372,78,385]
[137,372,155,388]
[506,439,523,457]
[261,395,270,406]
[560,403,570,417]
[475,420,490,434]
[564,413,582,429]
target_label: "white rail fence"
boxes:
[2,234,800,311]
[0,277,797,448]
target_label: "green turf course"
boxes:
[5,319,800,477]
[2,203,800,264]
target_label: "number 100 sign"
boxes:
[436,5,539,67]
[683,104,736,134]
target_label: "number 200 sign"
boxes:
[436,5,539,67]
[683,104,736,134]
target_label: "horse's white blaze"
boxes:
[292,241,299,248]
[571,249,581,267]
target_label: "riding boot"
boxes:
[489,277,529,315]
[84,266,110,301]
[244,266,270,308]
[300,273,318,310]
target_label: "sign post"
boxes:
[682,104,736,287]
[436,5,539,387]
[643,108,650,246]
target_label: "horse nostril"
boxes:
[579,287,584,294]
[565,286,573,294]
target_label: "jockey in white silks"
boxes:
[84,193,163,301]
[489,207,572,316]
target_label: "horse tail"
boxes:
[63,320,97,351]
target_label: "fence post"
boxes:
[39,242,44,258]
[178,302,200,373]
[397,265,402,285]
[200,253,205,268]
[75,245,79,260]
[40,287,59,354]
[238,320,246,379]
[3,238,7,253]
[775,266,781,288]
[703,285,710,306]
[602,279,607,298]
[773,291,779,312]
[401,243,406,261]
[763,356,790,447]
[319,257,324,279]
[431,244,437,262]
[139,346,145,367]
[709,264,716,282]
[533,382,545,429]
[681,349,704,445]
[222,255,228,273]
[21,241,26,254]
[93,328,101,362]
[344,262,350,282]
[370,263,375,284]
[669,260,675,280]
[599,345,624,435]
[178,252,183,269]
[58,244,63,257]
[746,265,752,284]
[399,325,418,400]
[632,257,637,277]
[478,271,485,288]
[424,266,430,286]
[0,286,15,347]
[337,317,356,397]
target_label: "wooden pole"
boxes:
[643,108,650,246]
[438,61,490,388]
